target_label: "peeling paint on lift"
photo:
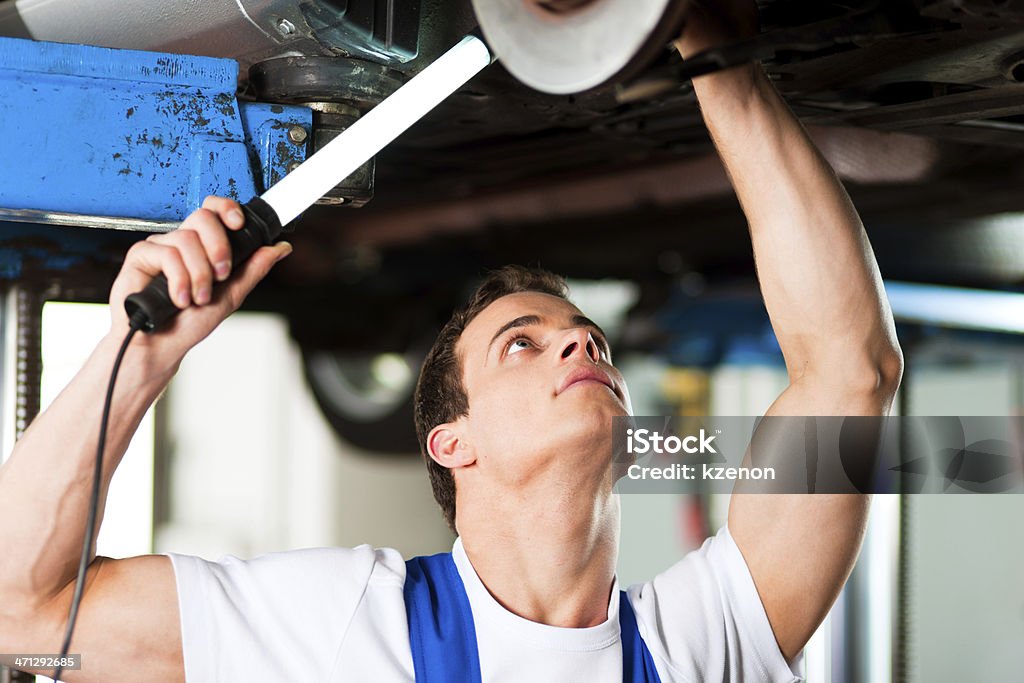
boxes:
[153,57,182,79]
[275,140,292,164]
[214,92,236,118]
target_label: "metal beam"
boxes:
[0,36,311,231]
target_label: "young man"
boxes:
[0,2,901,680]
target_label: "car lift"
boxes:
[0,34,314,430]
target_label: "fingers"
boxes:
[156,196,243,301]
[148,230,214,305]
[198,198,242,280]
[124,239,193,309]
[184,207,234,282]
[201,196,245,231]
[120,196,290,314]
[125,197,238,309]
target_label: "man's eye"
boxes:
[507,338,533,355]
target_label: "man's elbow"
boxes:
[876,345,904,398]
[840,345,904,406]
[0,585,56,652]
[806,342,903,410]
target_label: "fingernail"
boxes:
[228,209,245,228]
[176,288,190,308]
[215,261,231,280]
[274,242,293,263]
[196,286,211,305]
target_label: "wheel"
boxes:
[472,0,689,94]
[302,345,424,454]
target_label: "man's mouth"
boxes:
[557,365,620,399]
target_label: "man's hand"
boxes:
[674,0,758,60]
[107,196,292,371]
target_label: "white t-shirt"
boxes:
[167,525,802,682]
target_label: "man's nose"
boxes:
[560,329,600,363]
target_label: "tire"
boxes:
[302,346,423,455]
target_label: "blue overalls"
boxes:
[405,553,663,682]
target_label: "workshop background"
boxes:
[6,287,1021,683]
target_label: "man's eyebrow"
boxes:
[488,315,542,351]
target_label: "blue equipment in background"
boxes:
[0,35,310,268]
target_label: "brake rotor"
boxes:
[472,0,690,94]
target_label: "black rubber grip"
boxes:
[124,197,283,333]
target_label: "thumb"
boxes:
[219,241,293,310]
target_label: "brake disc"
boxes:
[472,0,690,94]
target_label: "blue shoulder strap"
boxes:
[404,553,662,682]
[404,553,483,683]
[618,591,663,682]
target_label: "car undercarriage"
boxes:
[1,0,1023,450]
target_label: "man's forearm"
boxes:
[0,333,173,611]
[694,64,902,392]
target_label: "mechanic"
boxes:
[0,1,902,680]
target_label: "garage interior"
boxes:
[1,0,1023,681]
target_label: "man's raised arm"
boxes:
[0,197,290,681]
[676,1,903,663]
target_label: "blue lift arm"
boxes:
[0,36,312,278]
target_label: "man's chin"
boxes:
[548,401,624,454]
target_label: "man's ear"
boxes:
[427,423,476,469]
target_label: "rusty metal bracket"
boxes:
[0,36,311,234]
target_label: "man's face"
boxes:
[453,292,632,490]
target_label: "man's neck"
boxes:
[456,489,620,628]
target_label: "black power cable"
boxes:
[53,312,145,682]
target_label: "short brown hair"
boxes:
[414,265,570,533]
